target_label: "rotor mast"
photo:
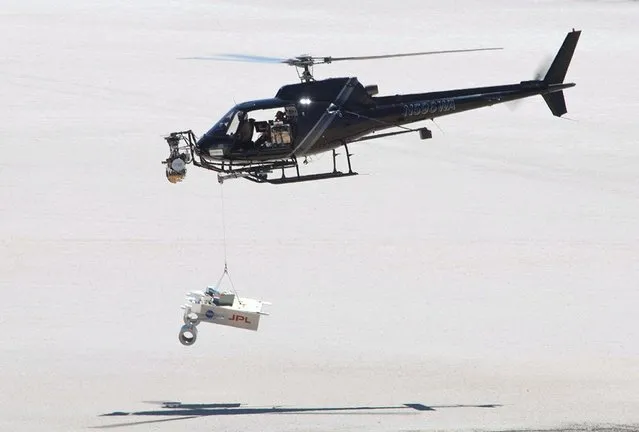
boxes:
[299,65,313,82]
[290,55,317,83]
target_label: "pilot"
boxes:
[275,110,286,122]
[235,111,254,143]
[255,127,271,148]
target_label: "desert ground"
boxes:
[1,1,638,431]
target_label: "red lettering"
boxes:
[229,314,251,324]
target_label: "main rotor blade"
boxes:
[178,53,289,64]
[317,47,503,63]
[178,47,504,68]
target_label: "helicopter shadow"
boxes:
[94,401,502,429]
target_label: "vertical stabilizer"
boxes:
[541,30,580,117]
[544,29,581,85]
[543,92,568,117]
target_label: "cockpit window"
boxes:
[202,103,298,146]
[226,111,243,136]
[204,108,236,136]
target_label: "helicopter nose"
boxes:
[196,134,231,158]
[195,133,211,148]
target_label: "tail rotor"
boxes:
[507,54,553,111]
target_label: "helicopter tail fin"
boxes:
[542,91,568,117]
[543,29,580,85]
[540,29,581,117]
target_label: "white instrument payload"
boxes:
[179,286,270,346]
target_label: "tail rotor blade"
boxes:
[508,53,556,111]
[534,54,554,81]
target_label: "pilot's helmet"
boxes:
[275,111,285,120]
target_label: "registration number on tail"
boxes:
[403,98,456,117]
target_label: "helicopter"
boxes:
[163,30,580,185]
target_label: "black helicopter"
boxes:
[163,30,580,185]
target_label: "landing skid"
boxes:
[251,144,357,184]
[216,143,358,184]
[264,170,357,184]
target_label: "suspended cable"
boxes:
[431,118,445,135]
[215,183,243,304]
[220,182,228,265]
[224,268,243,305]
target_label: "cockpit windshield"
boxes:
[204,108,252,138]
[226,111,242,136]
[205,108,237,136]
[201,100,299,151]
